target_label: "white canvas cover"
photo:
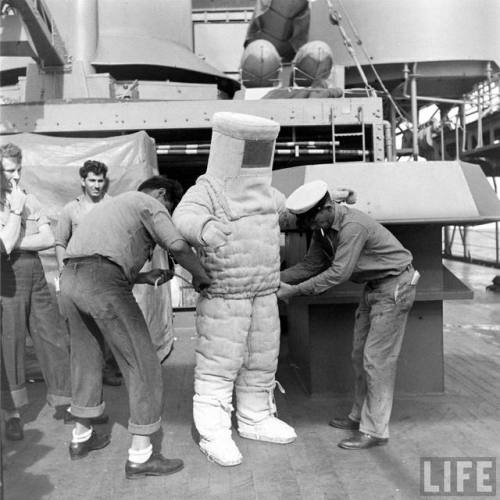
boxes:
[0,131,174,362]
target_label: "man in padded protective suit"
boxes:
[172,112,296,466]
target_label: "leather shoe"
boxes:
[64,411,109,425]
[69,430,111,460]
[103,373,122,386]
[328,417,360,430]
[125,453,184,479]
[5,417,23,441]
[338,433,388,450]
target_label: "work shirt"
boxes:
[65,191,184,284]
[280,204,412,295]
[55,193,111,248]
[0,193,50,239]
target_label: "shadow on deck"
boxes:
[3,260,500,500]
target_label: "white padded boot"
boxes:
[194,396,243,467]
[199,436,243,466]
[238,415,297,444]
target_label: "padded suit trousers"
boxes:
[193,293,280,440]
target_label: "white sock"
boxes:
[128,444,153,464]
[4,410,20,421]
[72,426,92,443]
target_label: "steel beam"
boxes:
[7,0,67,67]
[0,97,383,134]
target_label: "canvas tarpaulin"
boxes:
[0,131,175,361]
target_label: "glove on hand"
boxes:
[201,220,232,249]
[331,188,357,204]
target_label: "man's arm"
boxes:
[286,223,368,297]
[55,245,67,272]
[135,268,171,286]
[0,185,27,254]
[54,206,73,271]
[280,234,330,285]
[15,194,55,251]
[168,240,211,291]
[142,203,211,290]
[0,213,23,255]
[16,223,55,251]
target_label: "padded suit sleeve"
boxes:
[172,183,217,247]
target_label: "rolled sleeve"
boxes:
[142,207,186,250]
[24,194,49,234]
[54,207,72,248]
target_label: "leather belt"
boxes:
[367,264,413,286]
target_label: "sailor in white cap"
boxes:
[173,112,296,467]
[285,180,356,226]
[278,180,420,450]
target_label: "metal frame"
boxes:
[0,96,383,135]
[440,77,500,267]
[4,0,67,67]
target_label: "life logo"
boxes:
[420,457,496,496]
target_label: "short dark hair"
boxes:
[0,143,22,164]
[79,160,108,179]
[138,175,184,210]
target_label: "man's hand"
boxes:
[331,187,357,204]
[7,183,27,213]
[136,268,172,286]
[192,271,211,293]
[201,220,231,249]
[277,282,297,303]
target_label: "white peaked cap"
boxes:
[286,180,329,214]
[212,112,280,141]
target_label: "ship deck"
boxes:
[4,259,500,500]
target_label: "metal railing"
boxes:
[441,75,500,267]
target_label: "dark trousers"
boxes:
[0,305,15,411]
[60,256,162,435]
[0,251,71,409]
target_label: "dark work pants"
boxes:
[0,305,15,411]
[60,257,162,435]
[0,251,71,410]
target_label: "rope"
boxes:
[334,0,409,123]
[324,0,373,97]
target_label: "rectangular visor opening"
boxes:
[242,140,274,168]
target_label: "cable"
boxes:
[324,0,374,97]
[334,0,409,123]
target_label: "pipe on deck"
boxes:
[72,0,97,74]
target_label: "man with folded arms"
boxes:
[0,142,71,441]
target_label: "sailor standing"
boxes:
[278,180,419,449]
